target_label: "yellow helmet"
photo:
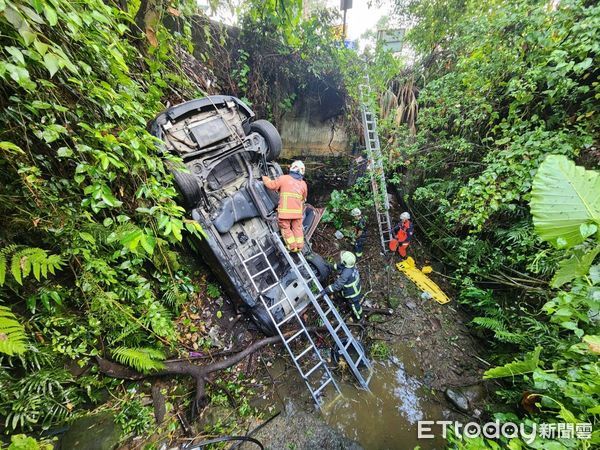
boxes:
[340,251,356,268]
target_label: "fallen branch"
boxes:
[363,307,394,316]
[97,334,282,413]
[97,327,330,415]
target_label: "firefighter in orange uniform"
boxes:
[262,160,307,252]
[391,211,414,258]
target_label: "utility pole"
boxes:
[340,0,353,40]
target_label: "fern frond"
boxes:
[0,245,18,285]
[112,347,165,373]
[15,344,55,371]
[0,246,63,286]
[472,316,526,343]
[494,330,526,344]
[484,346,542,379]
[495,221,532,245]
[109,322,144,346]
[0,306,27,356]
[20,369,73,395]
[471,316,506,333]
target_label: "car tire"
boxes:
[171,168,202,210]
[250,120,282,161]
[306,252,331,284]
[249,304,277,337]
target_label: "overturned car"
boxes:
[150,96,330,335]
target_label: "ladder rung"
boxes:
[303,361,323,379]
[276,314,294,327]
[242,253,264,264]
[251,267,271,279]
[313,377,333,396]
[285,329,304,344]
[266,230,372,398]
[268,297,289,311]
[294,345,314,361]
[261,282,280,293]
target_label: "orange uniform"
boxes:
[262,174,307,251]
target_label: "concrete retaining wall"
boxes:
[279,115,350,158]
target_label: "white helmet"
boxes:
[400,212,411,221]
[340,251,357,268]
[351,208,362,218]
[290,160,305,175]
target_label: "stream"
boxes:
[257,341,452,449]
[323,346,449,449]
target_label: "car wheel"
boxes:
[171,169,202,210]
[305,252,331,284]
[250,120,282,161]
[249,304,278,337]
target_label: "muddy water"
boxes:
[259,342,452,450]
[322,344,449,449]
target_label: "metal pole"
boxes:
[342,7,347,40]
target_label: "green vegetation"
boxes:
[114,398,155,436]
[0,0,205,439]
[6,434,52,450]
[379,0,599,447]
[1,0,597,447]
[370,341,393,359]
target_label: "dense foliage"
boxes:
[2,0,597,447]
[0,0,359,443]
[385,0,599,447]
[0,0,204,437]
[195,0,352,126]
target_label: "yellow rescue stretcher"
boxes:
[396,257,451,304]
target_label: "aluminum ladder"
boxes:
[359,83,393,252]
[236,232,372,406]
[236,234,340,407]
[284,246,373,390]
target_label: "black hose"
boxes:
[183,435,264,449]
[229,411,281,450]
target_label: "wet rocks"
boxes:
[199,405,232,430]
[445,388,469,412]
[405,300,417,310]
[59,411,122,450]
[445,384,486,416]
[240,400,362,450]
